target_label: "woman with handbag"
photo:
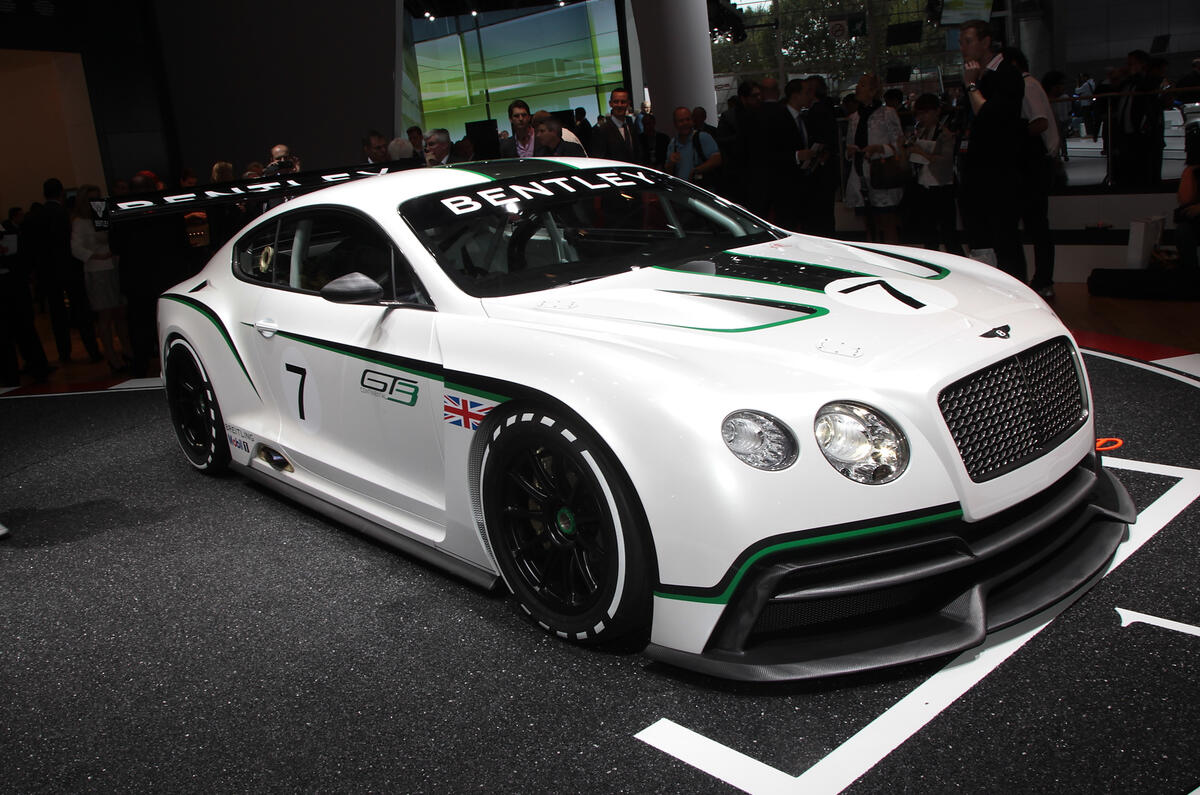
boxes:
[844,73,906,243]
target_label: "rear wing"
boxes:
[93,160,422,228]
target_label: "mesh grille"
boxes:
[753,586,910,634]
[938,337,1085,482]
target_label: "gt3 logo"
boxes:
[360,369,419,407]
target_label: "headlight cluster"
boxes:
[721,402,909,484]
[721,411,797,471]
[813,402,908,484]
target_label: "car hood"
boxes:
[480,237,1064,378]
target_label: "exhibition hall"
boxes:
[2,1,1198,792]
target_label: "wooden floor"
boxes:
[6,282,1199,394]
[1049,282,1200,354]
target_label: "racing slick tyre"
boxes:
[480,408,653,645]
[164,338,231,474]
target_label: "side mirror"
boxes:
[320,272,384,304]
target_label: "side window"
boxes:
[276,212,390,292]
[235,221,280,284]
[236,210,431,306]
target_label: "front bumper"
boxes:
[646,454,1135,681]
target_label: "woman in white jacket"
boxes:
[71,185,131,372]
[844,74,905,243]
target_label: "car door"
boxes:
[238,207,446,528]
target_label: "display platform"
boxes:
[1,351,1197,793]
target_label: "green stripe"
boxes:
[163,294,260,400]
[536,157,584,169]
[655,303,829,333]
[650,265,825,294]
[448,167,498,181]
[446,381,510,403]
[843,243,951,280]
[275,330,440,383]
[726,248,867,278]
[654,508,965,605]
[271,329,512,404]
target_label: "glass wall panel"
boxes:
[412,0,622,142]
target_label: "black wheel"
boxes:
[164,339,230,474]
[481,408,652,644]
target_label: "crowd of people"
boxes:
[5,22,1200,388]
[1,173,200,387]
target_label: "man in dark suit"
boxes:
[1112,50,1162,189]
[533,116,586,157]
[717,81,767,212]
[957,18,1026,281]
[573,107,593,144]
[589,88,644,164]
[764,79,837,236]
[424,129,466,166]
[802,76,840,238]
[21,178,102,364]
[1,209,52,385]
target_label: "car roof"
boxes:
[275,156,634,218]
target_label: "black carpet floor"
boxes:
[1,353,1198,793]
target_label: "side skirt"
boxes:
[237,463,501,591]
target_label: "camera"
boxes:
[263,154,300,177]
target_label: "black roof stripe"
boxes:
[445,158,577,180]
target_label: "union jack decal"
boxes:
[443,394,494,430]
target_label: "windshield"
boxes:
[400,166,782,297]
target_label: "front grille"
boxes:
[938,337,1086,482]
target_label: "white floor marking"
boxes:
[1152,354,1200,379]
[1116,608,1200,639]
[637,457,1200,795]
[634,719,798,795]
[1083,350,1200,387]
[0,384,162,399]
[108,377,163,390]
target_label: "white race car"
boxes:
[153,158,1134,681]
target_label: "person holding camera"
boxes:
[263,144,300,177]
[665,107,721,185]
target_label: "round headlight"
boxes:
[721,410,797,471]
[813,402,908,484]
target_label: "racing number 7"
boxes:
[838,279,926,309]
[284,363,307,420]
